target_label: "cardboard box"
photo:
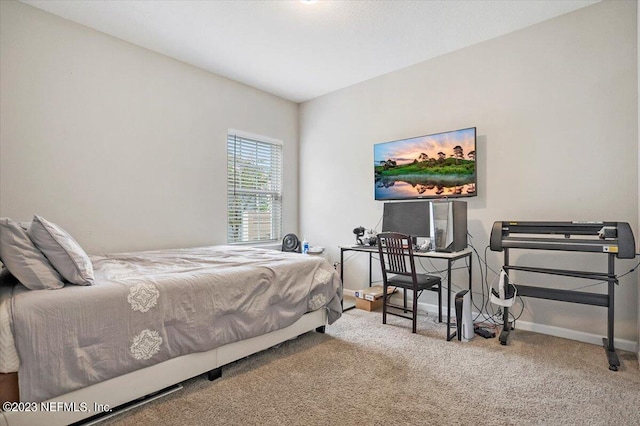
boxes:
[354,285,397,311]
[355,285,397,301]
[355,296,383,311]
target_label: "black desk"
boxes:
[340,245,472,341]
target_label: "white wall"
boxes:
[0,0,299,254]
[1,0,638,347]
[300,0,639,343]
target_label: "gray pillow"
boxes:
[27,215,94,286]
[0,218,65,290]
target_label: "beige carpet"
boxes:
[103,309,639,425]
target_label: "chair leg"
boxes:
[382,284,387,325]
[412,288,418,333]
[403,289,408,313]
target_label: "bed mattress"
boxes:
[0,281,21,373]
[1,245,342,403]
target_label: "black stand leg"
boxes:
[499,306,511,345]
[603,338,620,371]
[315,325,326,333]
[603,255,619,371]
[499,249,512,346]
[207,367,222,381]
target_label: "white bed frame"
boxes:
[0,308,327,426]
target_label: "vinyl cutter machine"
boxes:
[490,221,636,370]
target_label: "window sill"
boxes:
[229,242,281,251]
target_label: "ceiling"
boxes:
[21,0,600,103]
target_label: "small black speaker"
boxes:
[282,233,301,252]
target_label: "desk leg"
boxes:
[340,248,344,288]
[340,248,356,312]
[446,259,455,341]
[468,253,472,296]
[437,282,442,323]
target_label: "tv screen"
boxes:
[374,127,476,201]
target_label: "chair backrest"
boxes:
[377,232,417,281]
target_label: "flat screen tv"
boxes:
[374,127,476,201]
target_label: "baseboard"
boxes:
[344,289,639,353]
[512,320,638,354]
[421,298,638,353]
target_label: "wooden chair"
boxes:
[376,232,442,333]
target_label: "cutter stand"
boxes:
[490,221,636,371]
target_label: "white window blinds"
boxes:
[227,131,283,243]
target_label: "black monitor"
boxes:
[381,201,431,238]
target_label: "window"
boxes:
[227,130,283,244]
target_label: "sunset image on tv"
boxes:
[374,127,476,200]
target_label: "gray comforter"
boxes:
[9,245,342,402]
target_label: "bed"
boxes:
[0,238,342,426]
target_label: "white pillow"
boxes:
[27,215,94,286]
[0,218,65,290]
